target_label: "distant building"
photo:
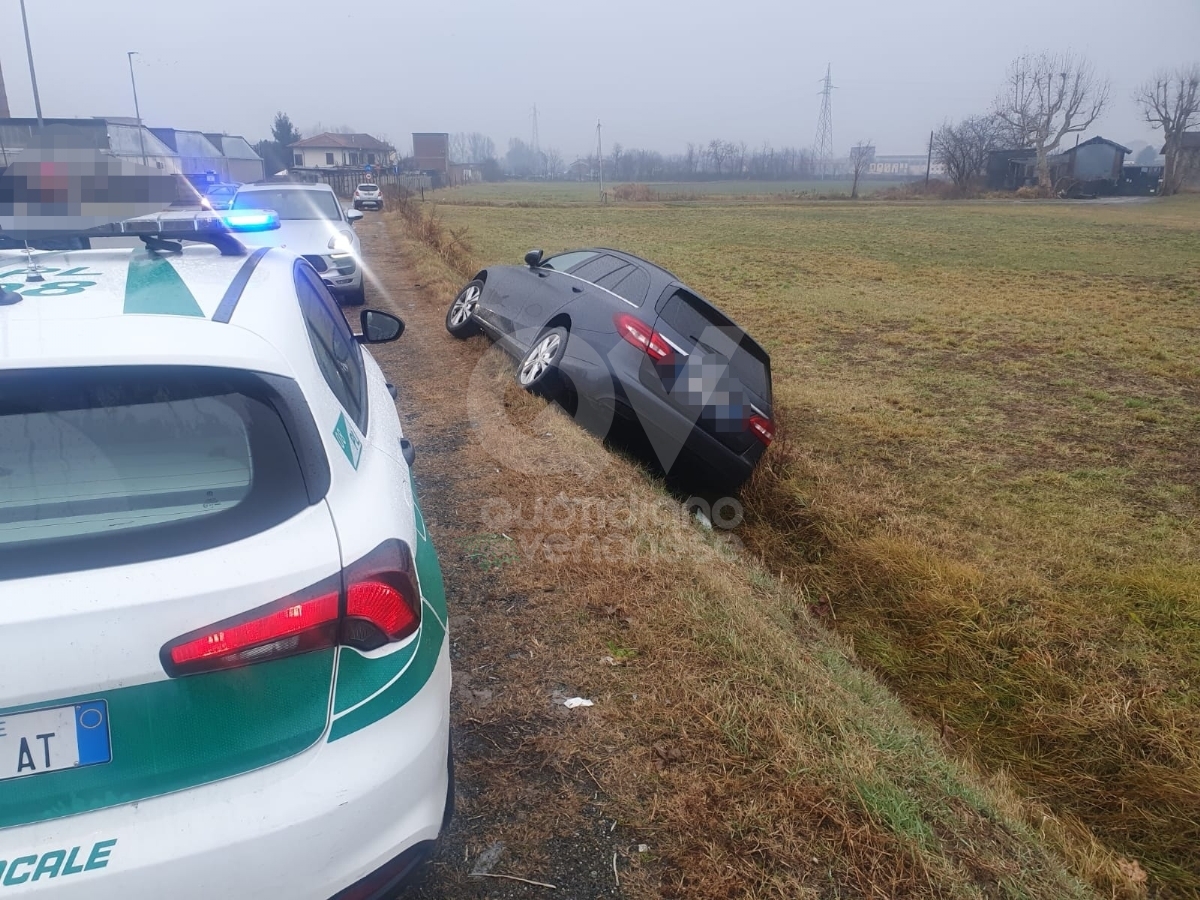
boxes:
[1121,163,1164,196]
[151,128,228,187]
[412,133,450,180]
[0,118,262,183]
[1051,136,1129,187]
[987,137,1129,193]
[204,134,265,183]
[447,162,482,186]
[290,133,395,169]
[1163,132,1200,190]
[867,155,945,178]
[986,148,1037,190]
[94,117,182,173]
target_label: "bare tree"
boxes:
[544,147,564,179]
[1135,65,1200,196]
[993,51,1110,188]
[449,132,469,164]
[707,139,729,176]
[849,142,874,198]
[935,116,1003,188]
[609,142,624,180]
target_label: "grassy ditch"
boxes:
[384,208,1099,899]
[392,192,1200,897]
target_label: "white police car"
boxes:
[230,183,367,306]
[0,211,452,899]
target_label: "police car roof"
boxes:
[0,244,298,377]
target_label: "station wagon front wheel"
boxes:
[446,281,483,338]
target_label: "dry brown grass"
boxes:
[385,212,1099,900]
[384,186,474,276]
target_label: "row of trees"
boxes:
[568,141,821,182]
[451,132,824,183]
[934,54,1198,196]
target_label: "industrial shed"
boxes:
[152,128,229,186]
[205,134,265,183]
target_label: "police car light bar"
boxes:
[0,209,280,256]
[120,208,280,235]
[117,208,280,256]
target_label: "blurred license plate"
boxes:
[0,701,111,782]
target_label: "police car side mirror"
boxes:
[358,309,404,344]
[346,209,365,223]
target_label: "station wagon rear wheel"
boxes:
[446,281,483,338]
[517,326,568,397]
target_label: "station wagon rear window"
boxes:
[0,367,316,579]
[658,290,772,401]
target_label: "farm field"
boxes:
[431,178,911,204]
[430,193,1200,894]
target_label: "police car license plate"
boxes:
[0,701,111,782]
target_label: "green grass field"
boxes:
[431,178,910,205]
[430,193,1200,895]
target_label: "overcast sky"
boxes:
[1,0,1196,159]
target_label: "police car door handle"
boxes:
[399,438,416,467]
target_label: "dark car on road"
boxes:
[446,248,774,490]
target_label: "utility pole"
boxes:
[19,0,43,125]
[127,51,147,165]
[530,104,540,176]
[596,120,603,202]
[0,57,11,119]
[925,129,933,187]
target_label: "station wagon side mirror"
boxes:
[346,209,365,223]
[357,309,404,344]
[524,249,544,268]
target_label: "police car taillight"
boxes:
[341,540,422,652]
[162,587,341,677]
[160,540,422,677]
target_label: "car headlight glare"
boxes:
[329,232,354,252]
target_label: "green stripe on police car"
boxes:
[124,255,203,317]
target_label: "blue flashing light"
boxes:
[220,210,279,232]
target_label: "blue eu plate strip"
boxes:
[74,701,112,767]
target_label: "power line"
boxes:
[814,64,835,179]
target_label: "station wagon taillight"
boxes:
[161,540,422,676]
[748,414,775,446]
[614,313,675,364]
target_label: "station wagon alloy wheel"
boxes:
[450,286,479,326]
[445,281,484,337]
[517,327,568,394]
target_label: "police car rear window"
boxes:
[0,367,317,579]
